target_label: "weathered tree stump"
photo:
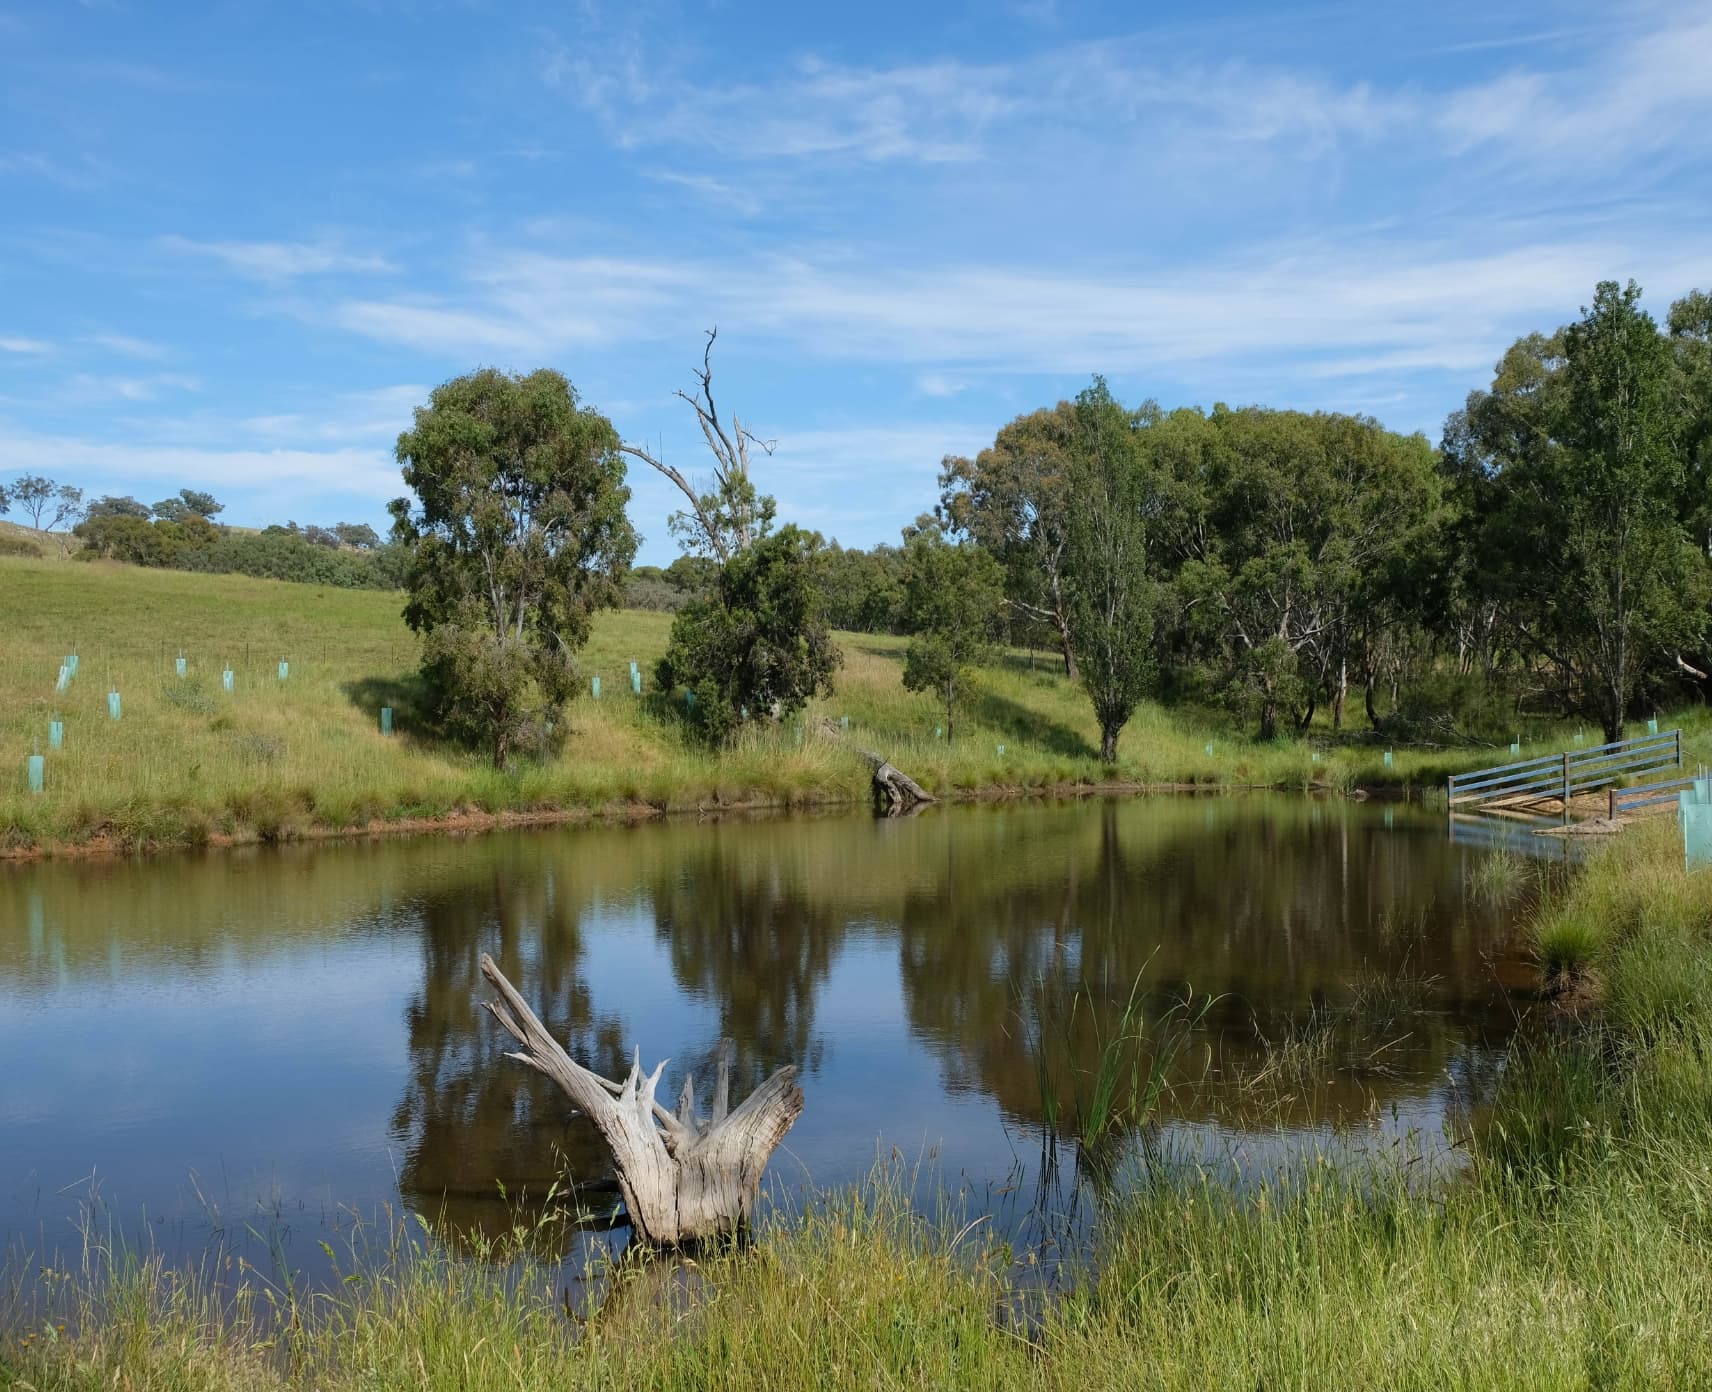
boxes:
[863,750,935,815]
[480,954,803,1248]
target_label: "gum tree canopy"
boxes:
[390,368,638,766]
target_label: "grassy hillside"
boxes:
[0,554,1682,854]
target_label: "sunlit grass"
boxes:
[2,555,1693,854]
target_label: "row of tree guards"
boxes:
[22,649,312,794]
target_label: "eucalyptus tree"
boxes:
[1457,281,1709,740]
[390,367,637,767]
[9,474,83,532]
[656,524,841,745]
[939,403,1081,677]
[1160,407,1439,739]
[900,517,1006,743]
[1064,379,1157,763]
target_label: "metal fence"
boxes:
[1447,729,1682,818]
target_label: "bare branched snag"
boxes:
[619,327,776,564]
[479,954,803,1248]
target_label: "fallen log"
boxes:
[480,954,803,1248]
[862,750,935,815]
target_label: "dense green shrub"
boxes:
[73,513,406,590]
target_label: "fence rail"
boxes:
[1610,773,1704,817]
[1447,729,1682,816]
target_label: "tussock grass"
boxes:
[1,556,1664,855]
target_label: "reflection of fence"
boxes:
[1446,810,1585,862]
[1447,729,1682,819]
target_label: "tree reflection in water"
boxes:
[374,799,1528,1249]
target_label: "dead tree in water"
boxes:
[479,954,802,1247]
[863,750,935,815]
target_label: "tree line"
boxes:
[386,280,1712,767]
[0,478,406,589]
[11,277,1705,765]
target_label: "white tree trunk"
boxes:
[480,954,803,1247]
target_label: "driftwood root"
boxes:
[480,954,802,1247]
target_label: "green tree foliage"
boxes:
[940,405,1080,676]
[1146,407,1440,739]
[179,488,223,519]
[75,513,219,565]
[390,368,638,767]
[1454,281,1710,740]
[900,518,1005,743]
[334,521,381,550]
[87,494,152,520]
[1064,380,1157,763]
[1669,289,1712,556]
[657,524,842,745]
[151,497,190,522]
[817,541,907,633]
[9,474,83,532]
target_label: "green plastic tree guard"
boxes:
[592,675,601,699]
[222,669,234,693]
[27,755,44,793]
[380,707,393,735]
[176,657,187,678]
[49,720,63,749]
[278,661,289,681]
[107,691,121,720]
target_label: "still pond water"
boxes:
[1,796,1537,1279]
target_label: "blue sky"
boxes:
[2,0,1709,564]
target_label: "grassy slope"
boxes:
[4,825,1709,1389]
[0,555,1461,853]
[3,553,1704,854]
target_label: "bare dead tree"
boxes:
[480,954,803,1247]
[620,328,776,563]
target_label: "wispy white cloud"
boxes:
[0,335,53,354]
[641,168,770,215]
[159,234,397,280]
[0,149,106,188]
[55,372,202,404]
[1434,10,1712,171]
[0,427,401,502]
[916,372,972,398]
[312,231,1712,391]
[83,332,168,360]
[543,6,1712,189]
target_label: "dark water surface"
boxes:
[1,796,1533,1280]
